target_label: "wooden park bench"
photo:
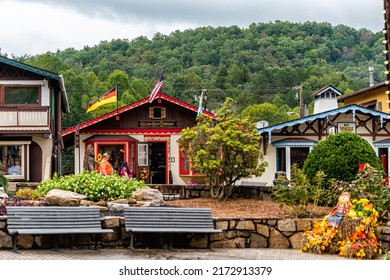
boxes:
[6,206,113,252]
[123,207,222,250]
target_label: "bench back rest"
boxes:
[124,207,216,229]
[6,206,103,231]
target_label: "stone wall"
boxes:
[149,184,273,200]
[1,214,389,252]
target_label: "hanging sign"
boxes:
[337,122,356,133]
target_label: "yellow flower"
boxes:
[348,210,357,218]
[358,211,364,217]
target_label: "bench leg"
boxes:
[11,235,20,253]
[169,235,174,250]
[129,232,136,250]
[93,234,102,251]
[207,234,212,250]
[53,235,60,252]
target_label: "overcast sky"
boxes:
[0,0,385,56]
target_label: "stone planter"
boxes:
[179,175,206,184]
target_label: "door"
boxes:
[149,142,167,184]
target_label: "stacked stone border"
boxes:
[1,214,389,253]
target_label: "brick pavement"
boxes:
[0,248,384,260]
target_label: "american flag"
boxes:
[149,75,164,103]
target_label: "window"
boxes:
[149,107,166,119]
[276,147,286,172]
[4,86,40,105]
[97,144,126,172]
[0,142,30,179]
[290,147,310,169]
[379,148,388,177]
[179,146,190,175]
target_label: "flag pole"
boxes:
[115,84,120,121]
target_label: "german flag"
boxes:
[86,87,117,113]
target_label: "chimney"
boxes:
[369,66,375,86]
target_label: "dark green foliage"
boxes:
[303,133,382,183]
[0,171,7,187]
[13,21,384,129]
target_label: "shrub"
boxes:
[0,170,8,188]
[336,164,390,218]
[15,188,41,200]
[303,133,382,183]
[36,172,146,202]
[272,165,337,217]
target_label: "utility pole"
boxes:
[294,85,304,118]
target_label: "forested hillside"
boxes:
[11,21,385,129]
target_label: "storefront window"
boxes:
[179,147,190,175]
[0,145,22,175]
[97,145,125,173]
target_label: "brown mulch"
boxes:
[163,197,333,219]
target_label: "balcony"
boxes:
[0,106,50,132]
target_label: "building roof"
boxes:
[62,93,216,136]
[0,55,60,80]
[0,56,69,113]
[258,104,390,135]
[311,85,343,98]
[337,82,387,102]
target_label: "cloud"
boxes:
[20,0,384,30]
[0,0,384,56]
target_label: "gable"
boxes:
[62,93,216,136]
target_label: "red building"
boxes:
[62,93,214,184]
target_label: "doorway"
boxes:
[149,142,167,184]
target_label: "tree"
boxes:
[178,98,268,200]
[240,102,289,125]
[303,132,382,183]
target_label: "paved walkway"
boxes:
[0,248,385,260]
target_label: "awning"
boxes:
[272,138,318,147]
[373,138,390,147]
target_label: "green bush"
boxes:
[0,172,7,188]
[0,163,8,187]
[272,164,330,218]
[303,133,382,183]
[36,172,146,202]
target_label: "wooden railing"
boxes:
[0,106,50,127]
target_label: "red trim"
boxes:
[80,128,183,135]
[62,93,217,136]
